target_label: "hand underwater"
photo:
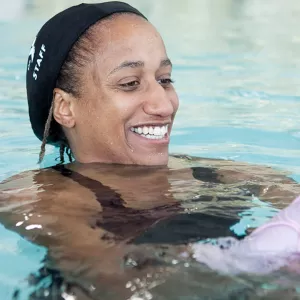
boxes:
[191,196,300,275]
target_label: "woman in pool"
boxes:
[28,2,177,167]
[1,1,300,298]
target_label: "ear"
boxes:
[52,88,76,128]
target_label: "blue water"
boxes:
[1,0,300,298]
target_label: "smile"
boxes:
[130,124,169,140]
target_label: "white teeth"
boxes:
[143,126,149,135]
[130,125,169,138]
[153,127,161,136]
[141,134,164,139]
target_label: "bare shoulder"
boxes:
[0,167,65,195]
[169,154,300,206]
[0,169,46,204]
[0,167,99,210]
[169,154,295,180]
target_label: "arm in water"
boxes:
[191,195,300,275]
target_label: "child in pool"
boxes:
[191,196,300,275]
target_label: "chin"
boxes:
[133,152,169,166]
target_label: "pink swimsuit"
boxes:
[191,196,300,274]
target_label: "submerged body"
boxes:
[1,155,300,299]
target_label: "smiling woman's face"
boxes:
[59,14,179,166]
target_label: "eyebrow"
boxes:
[160,58,172,68]
[109,58,172,75]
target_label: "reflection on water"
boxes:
[22,257,300,300]
[1,157,300,299]
[1,0,300,180]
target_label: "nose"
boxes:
[143,81,177,117]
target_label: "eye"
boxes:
[119,80,140,91]
[157,78,175,88]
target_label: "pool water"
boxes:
[1,0,300,299]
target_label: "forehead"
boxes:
[92,14,167,67]
[100,13,161,43]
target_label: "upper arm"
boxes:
[215,162,300,206]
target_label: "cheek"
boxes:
[74,98,106,135]
[90,95,138,135]
[170,90,180,114]
[109,94,141,122]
